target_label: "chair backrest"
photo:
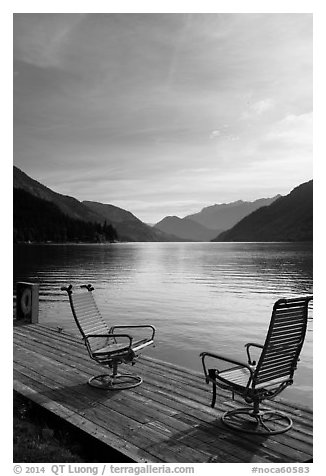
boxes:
[67,287,110,352]
[253,296,312,388]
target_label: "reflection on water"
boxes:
[13,242,313,407]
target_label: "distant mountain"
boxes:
[213,180,312,242]
[83,201,182,242]
[186,196,281,231]
[13,166,181,242]
[154,195,280,241]
[154,216,220,241]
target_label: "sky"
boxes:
[13,12,313,223]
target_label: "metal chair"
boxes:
[200,295,312,435]
[61,284,156,390]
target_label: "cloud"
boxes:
[241,98,274,120]
[13,13,312,223]
[209,129,240,142]
[264,112,312,146]
[251,99,274,115]
[209,130,221,139]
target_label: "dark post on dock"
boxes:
[16,282,39,324]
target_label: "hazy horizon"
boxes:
[15,162,299,225]
[14,13,312,223]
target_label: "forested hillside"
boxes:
[14,188,118,243]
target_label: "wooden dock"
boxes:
[13,323,313,463]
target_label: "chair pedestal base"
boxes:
[222,406,293,435]
[88,373,142,390]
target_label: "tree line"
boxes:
[13,188,118,243]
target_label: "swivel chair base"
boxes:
[88,373,142,390]
[222,406,293,435]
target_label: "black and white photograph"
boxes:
[12,7,314,467]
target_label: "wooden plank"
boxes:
[15,324,313,412]
[13,377,159,463]
[13,324,313,463]
[13,368,216,463]
[13,352,219,463]
[14,344,310,460]
[13,363,286,464]
[12,363,253,463]
[14,358,310,462]
[13,347,245,462]
[135,380,313,455]
[14,329,313,432]
[13,326,314,436]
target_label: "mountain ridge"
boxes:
[13,166,103,223]
[213,180,312,242]
[185,195,281,230]
[154,195,281,241]
[13,166,181,242]
[154,215,221,241]
[14,188,118,243]
[83,200,183,242]
[13,166,312,243]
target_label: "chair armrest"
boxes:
[109,325,156,341]
[244,342,264,365]
[85,333,133,347]
[200,351,253,383]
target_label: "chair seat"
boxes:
[217,366,251,387]
[217,366,291,390]
[255,375,291,389]
[93,337,153,357]
[93,342,131,356]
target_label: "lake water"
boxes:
[13,242,313,407]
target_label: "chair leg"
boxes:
[211,383,217,408]
[88,361,143,390]
[221,399,293,435]
[208,369,217,408]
